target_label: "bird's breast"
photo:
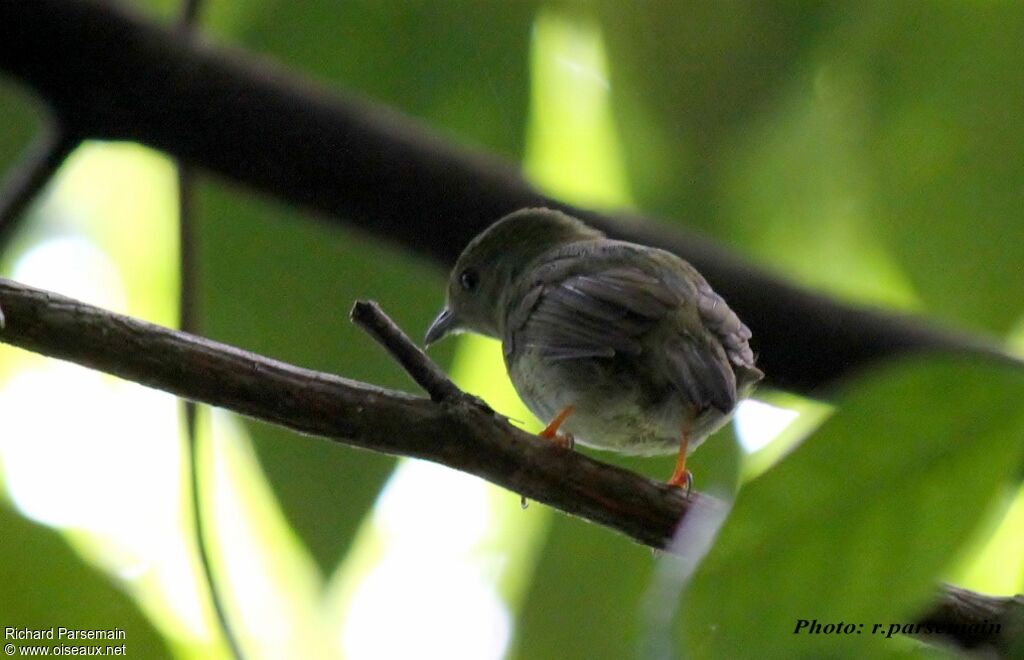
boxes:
[505,346,730,456]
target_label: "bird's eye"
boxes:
[459,268,480,292]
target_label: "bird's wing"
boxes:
[507,266,675,360]
[692,276,760,375]
[667,264,761,412]
[506,261,749,412]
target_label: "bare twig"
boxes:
[0,121,78,248]
[0,0,1014,396]
[0,276,1019,654]
[349,300,464,403]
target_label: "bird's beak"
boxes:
[424,307,456,347]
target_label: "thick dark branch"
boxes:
[0,0,1013,396]
[0,277,1018,653]
[0,121,79,247]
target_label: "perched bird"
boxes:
[425,208,763,490]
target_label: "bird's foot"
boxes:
[539,405,576,450]
[668,427,693,497]
[543,432,574,450]
[667,467,693,498]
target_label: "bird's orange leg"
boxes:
[668,425,693,495]
[539,405,576,450]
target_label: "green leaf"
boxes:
[0,503,170,657]
[595,1,826,228]
[0,82,48,256]
[678,356,1024,658]
[601,3,1024,332]
[0,83,41,165]
[858,2,1024,333]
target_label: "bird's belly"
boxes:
[507,350,731,457]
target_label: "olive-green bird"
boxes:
[425,208,763,489]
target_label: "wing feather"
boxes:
[505,251,760,412]
[510,268,670,362]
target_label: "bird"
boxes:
[424,208,763,491]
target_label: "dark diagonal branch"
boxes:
[0,277,1020,654]
[0,0,1014,397]
[0,121,79,247]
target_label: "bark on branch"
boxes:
[0,277,1021,654]
[0,0,1014,397]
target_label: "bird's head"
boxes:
[425,207,603,345]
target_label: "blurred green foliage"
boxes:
[0,87,39,182]
[684,357,1024,658]
[0,502,170,657]
[0,0,1023,658]
[598,1,1024,333]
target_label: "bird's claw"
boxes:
[668,469,693,498]
[538,430,574,450]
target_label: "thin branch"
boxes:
[0,276,1019,654]
[178,170,199,404]
[177,151,245,660]
[349,300,464,404]
[173,0,243,655]
[0,121,79,248]
[179,177,243,660]
[0,0,1014,397]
